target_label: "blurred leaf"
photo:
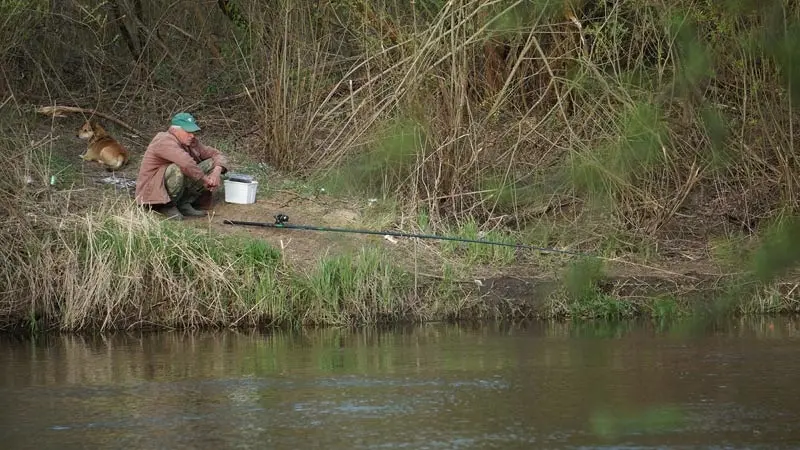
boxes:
[768,23,800,107]
[323,117,424,197]
[564,257,605,302]
[749,215,800,285]
[592,405,686,439]
[699,105,734,169]
[668,13,714,94]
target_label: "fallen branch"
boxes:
[216,87,255,103]
[36,105,144,138]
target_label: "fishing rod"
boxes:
[223,214,589,257]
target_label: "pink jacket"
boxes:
[134,131,228,205]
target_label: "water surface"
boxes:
[1,319,799,449]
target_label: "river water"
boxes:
[1,319,799,449]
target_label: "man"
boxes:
[135,112,228,219]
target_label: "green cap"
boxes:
[171,112,201,132]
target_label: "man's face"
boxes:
[174,127,195,147]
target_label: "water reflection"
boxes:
[0,318,799,449]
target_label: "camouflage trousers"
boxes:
[164,158,216,206]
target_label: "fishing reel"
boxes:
[273,213,289,225]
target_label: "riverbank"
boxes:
[2,192,797,334]
[1,118,797,334]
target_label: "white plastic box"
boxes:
[224,179,259,204]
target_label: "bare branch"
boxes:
[36,105,144,138]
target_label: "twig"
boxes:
[35,105,144,138]
[179,86,256,114]
[29,134,60,150]
[602,257,700,280]
[0,95,12,110]
[216,87,255,103]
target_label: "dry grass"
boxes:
[0,192,428,331]
[218,0,800,254]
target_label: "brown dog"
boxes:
[76,120,129,170]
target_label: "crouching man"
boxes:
[135,112,228,220]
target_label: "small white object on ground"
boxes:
[98,176,136,189]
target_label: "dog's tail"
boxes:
[109,154,128,170]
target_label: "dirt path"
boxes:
[201,192,387,266]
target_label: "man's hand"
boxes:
[203,167,223,191]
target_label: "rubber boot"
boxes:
[177,202,207,217]
[154,204,184,221]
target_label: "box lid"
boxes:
[226,173,255,183]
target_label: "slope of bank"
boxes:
[1,118,798,334]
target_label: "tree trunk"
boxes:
[109,0,141,61]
